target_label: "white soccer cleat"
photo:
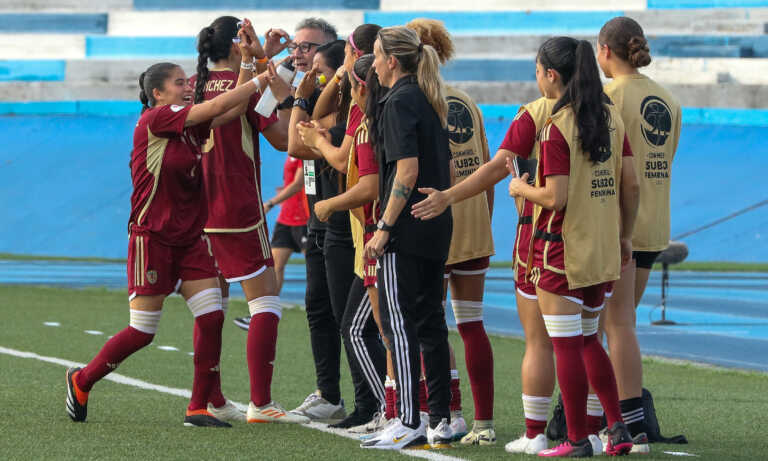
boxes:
[207,400,246,423]
[630,432,651,454]
[247,401,310,424]
[589,433,604,456]
[460,427,497,445]
[360,418,428,450]
[289,390,346,423]
[505,433,548,454]
[427,418,454,448]
[358,414,397,440]
[349,411,386,434]
[449,414,468,440]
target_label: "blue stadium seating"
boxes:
[133,0,380,10]
[0,14,107,34]
[0,61,66,82]
[86,36,197,58]
[648,0,768,7]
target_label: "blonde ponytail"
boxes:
[377,26,448,127]
[417,44,447,127]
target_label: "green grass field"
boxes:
[1,285,766,460]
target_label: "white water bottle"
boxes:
[255,59,297,117]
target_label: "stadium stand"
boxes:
[0,0,766,262]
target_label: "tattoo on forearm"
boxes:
[393,180,413,200]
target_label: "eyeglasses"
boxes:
[287,41,322,54]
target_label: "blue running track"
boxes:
[2,261,766,372]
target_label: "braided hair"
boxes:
[195,16,240,103]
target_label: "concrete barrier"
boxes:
[380,0,645,10]
[0,34,85,59]
[0,0,130,11]
[133,0,379,9]
[0,60,65,81]
[0,13,107,33]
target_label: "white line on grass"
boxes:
[0,345,466,461]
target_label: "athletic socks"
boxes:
[247,296,281,406]
[456,319,494,421]
[385,376,398,419]
[522,394,551,438]
[77,325,154,392]
[620,397,646,436]
[188,310,224,411]
[582,332,623,428]
[587,393,604,435]
[193,317,226,408]
[450,369,462,412]
[544,314,589,442]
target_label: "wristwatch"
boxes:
[293,97,310,112]
[377,219,394,232]
[276,95,295,110]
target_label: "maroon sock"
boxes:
[525,418,547,439]
[76,326,154,392]
[449,376,462,412]
[188,310,224,411]
[193,321,226,408]
[457,321,494,420]
[551,335,589,442]
[582,333,623,427]
[419,379,429,413]
[247,312,279,406]
[587,415,604,435]
[385,384,397,419]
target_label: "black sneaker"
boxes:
[65,367,88,422]
[605,422,633,456]
[546,393,567,441]
[233,316,251,331]
[184,410,232,427]
[329,407,374,429]
[539,437,593,457]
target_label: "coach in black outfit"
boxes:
[364,26,452,443]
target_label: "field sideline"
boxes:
[2,285,765,460]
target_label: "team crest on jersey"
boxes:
[446,96,474,145]
[170,104,185,112]
[146,270,158,285]
[640,96,672,147]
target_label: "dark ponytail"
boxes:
[138,62,179,113]
[351,53,374,89]
[195,16,240,103]
[350,23,381,55]
[599,16,651,68]
[539,37,611,163]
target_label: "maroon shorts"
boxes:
[515,261,537,298]
[127,233,217,299]
[207,226,274,283]
[531,265,611,311]
[444,256,491,278]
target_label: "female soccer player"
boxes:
[597,16,681,450]
[405,18,493,444]
[302,54,387,430]
[65,25,267,427]
[192,16,307,424]
[360,26,453,450]
[507,36,638,457]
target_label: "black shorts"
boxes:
[271,222,308,253]
[633,251,661,270]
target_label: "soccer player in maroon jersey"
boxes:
[65,23,269,428]
[191,16,307,424]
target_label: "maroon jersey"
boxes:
[190,69,279,232]
[129,104,211,246]
[277,156,308,226]
[354,123,379,228]
[346,104,364,137]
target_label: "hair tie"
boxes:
[349,33,364,57]
[351,69,367,87]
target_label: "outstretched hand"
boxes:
[236,19,266,60]
[411,187,448,220]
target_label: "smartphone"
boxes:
[513,156,537,185]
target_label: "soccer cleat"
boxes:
[183,409,232,427]
[65,367,88,422]
[427,418,453,449]
[603,422,633,456]
[538,438,593,457]
[460,427,497,445]
[630,432,651,454]
[588,434,604,456]
[351,411,388,434]
[360,418,428,450]
[450,414,468,441]
[329,407,373,429]
[207,399,246,423]
[247,401,310,424]
[233,315,251,331]
[506,433,548,454]
[289,391,346,423]
[358,414,396,440]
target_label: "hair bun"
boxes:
[627,36,651,68]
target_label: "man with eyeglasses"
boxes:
[290,18,338,72]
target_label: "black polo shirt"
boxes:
[377,75,452,261]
